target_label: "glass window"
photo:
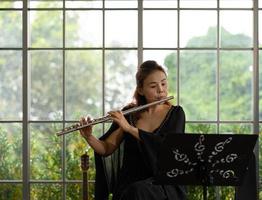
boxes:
[105,0,137,8]
[65,11,103,48]
[30,123,62,180]
[0,11,22,47]
[186,123,217,134]
[143,0,177,8]
[180,0,216,8]
[29,1,62,8]
[0,123,22,179]
[220,0,253,8]
[0,1,260,199]
[143,11,177,48]
[220,123,252,134]
[29,11,63,48]
[180,11,217,48]
[220,11,252,48]
[30,184,62,199]
[259,11,262,48]
[180,50,217,121]
[105,50,137,111]
[220,51,252,121]
[105,11,137,48]
[0,184,22,199]
[66,0,102,8]
[0,1,22,8]
[30,50,63,121]
[0,51,22,120]
[259,50,262,119]
[65,50,103,120]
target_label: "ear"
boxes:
[137,87,144,96]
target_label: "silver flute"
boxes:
[56,96,174,136]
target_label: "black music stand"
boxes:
[155,133,258,200]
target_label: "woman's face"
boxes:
[139,70,168,103]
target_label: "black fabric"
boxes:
[94,105,187,200]
[235,152,258,200]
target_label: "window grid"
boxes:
[0,0,260,199]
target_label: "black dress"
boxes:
[94,105,187,200]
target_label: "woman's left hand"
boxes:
[108,110,132,133]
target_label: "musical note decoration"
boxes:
[166,134,238,181]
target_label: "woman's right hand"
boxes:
[79,116,93,141]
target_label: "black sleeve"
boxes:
[168,105,186,134]
[95,122,119,200]
[94,105,134,200]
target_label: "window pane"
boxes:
[260,50,262,119]
[105,0,137,8]
[186,123,217,134]
[0,124,22,179]
[66,183,95,200]
[30,184,62,200]
[30,123,62,180]
[66,0,102,8]
[105,11,137,48]
[180,0,216,8]
[220,51,252,121]
[29,11,63,48]
[66,11,102,48]
[105,50,137,111]
[0,50,22,120]
[143,50,177,98]
[180,51,217,121]
[0,184,22,199]
[30,50,63,120]
[65,50,102,120]
[0,1,22,8]
[187,186,217,200]
[220,0,253,8]
[143,0,177,8]
[219,124,252,134]
[66,184,81,200]
[29,1,62,8]
[65,127,82,180]
[0,11,22,47]
[180,11,216,48]
[259,12,262,48]
[220,187,235,200]
[144,11,177,48]
[220,11,252,48]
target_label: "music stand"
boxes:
[155,133,258,200]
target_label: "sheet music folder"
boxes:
[155,133,258,186]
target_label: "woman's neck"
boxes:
[146,104,168,115]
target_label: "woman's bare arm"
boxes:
[79,117,124,156]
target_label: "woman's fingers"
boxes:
[80,116,92,125]
[79,116,93,136]
[108,110,122,118]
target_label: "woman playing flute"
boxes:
[79,60,187,200]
